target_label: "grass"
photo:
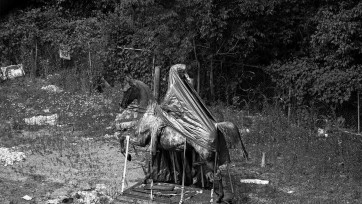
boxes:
[1,76,362,203]
[0,77,145,203]
[212,103,362,203]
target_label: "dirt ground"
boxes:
[0,128,145,204]
[2,129,362,204]
[1,79,362,204]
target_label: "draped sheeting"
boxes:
[157,64,230,164]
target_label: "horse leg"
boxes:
[119,134,133,161]
[215,169,224,203]
[119,130,151,161]
[204,158,224,203]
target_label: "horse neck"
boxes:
[135,83,156,109]
[138,96,154,109]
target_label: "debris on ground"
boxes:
[103,132,119,139]
[24,114,58,126]
[1,64,25,81]
[240,179,269,185]
[41,85,63,93]
[46,183,113,204]
[0,147,26,166]
[22,195,32,201]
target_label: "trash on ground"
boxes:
[47,184,113,204]
[239,128,250,133]
[240,179,269,185]
[1,64,25,81]
[0,147,26,166]
[24,114,58,126]
[41,85,63,93]
[104,132,120,139]
[22,195,32,200]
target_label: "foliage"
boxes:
[269,1,362,116]
[1,0,362,124]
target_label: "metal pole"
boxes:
[150,136,154,201]
[121,136,130,194]
[179,139,187,204]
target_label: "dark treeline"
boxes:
[1,0,362,127]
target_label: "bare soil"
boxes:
[0,128,145,204]
[1,78,362,204]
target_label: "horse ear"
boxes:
[126,76,136,86]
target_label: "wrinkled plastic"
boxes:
[157,64,229,164]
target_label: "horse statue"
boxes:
[117,64,248,203]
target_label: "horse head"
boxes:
[120,79,140,109]
[120,78,154,109]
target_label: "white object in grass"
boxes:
[240,179,269,185]
[317,128,328,137]
[239,128,250,133]
[0,147,26,166]
[22,195,32,200]
[41,85,63,93]
[24,114,58,126]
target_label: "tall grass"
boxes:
[211,101,362,202]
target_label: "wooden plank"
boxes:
[143,183,175,191]
[117,182,215,204]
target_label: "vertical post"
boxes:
[88,42,92,93]
[34,41,38,77]
[193,38,201,94]
[151,54,155,90]
[149,134,154,201]
[179,139,187,204]
[261,152,266,168]
[210,57,215,101]
[154,66,160,102]
[200,165,204,188]
[358,91,360,133]
[172,152,178,184]
[288,87,292,123]
[197,64,200,94]
[121,136,130,194]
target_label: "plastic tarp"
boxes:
[157,64,229,164]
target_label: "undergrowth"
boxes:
[1,76,362,203]
[212,102,362,202]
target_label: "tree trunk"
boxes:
[88,42,92,94]
[210,57,215,102]
[33,41,38,77]
[154,66,160,103]
[358,91,360,133]
[192,38,201,94]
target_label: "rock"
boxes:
[79,182,92,191]
[95,184,107,193]
[50,187,70,198]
